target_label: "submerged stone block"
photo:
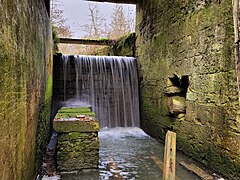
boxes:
[53,107,99,172]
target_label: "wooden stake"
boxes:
[163,131,176,180]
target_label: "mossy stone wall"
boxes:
[95,33,136,56]
[0,1,52,179]
[136,0,240,179]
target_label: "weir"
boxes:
[55,55,140,128]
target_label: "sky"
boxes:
[57,0,136,38]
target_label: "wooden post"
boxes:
[163,131,176,180]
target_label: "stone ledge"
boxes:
[53,120,99,133]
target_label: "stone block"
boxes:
[167,96,186,114]
[164,86,182,95]
[223,132,240,155]
[54,107,100,172]
[53,119,99,133]
[186,92,198,101]
[57,132,99,172]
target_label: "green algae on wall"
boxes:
[136,0,240,179]
[35,73,53,171]
[52,27,60,54]
[95,33,136,56]
[0,0,52,179]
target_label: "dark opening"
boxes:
[44,0,50,16]
[169,74,181,87]
[169,74,189,96]
[181,75,189,94]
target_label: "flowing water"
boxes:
[62,127,201,180]
[61,55,140,128]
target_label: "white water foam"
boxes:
[99,127,150,139]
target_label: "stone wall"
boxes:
[136,0,240,179]
[0,1,52,179]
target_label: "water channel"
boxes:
[62,127,200,180]
[51,55,205,179]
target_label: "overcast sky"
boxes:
[58,0,136,38]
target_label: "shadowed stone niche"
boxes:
[53,107,100,172]
[165,75,189,116]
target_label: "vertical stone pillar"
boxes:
[53,107,99,172]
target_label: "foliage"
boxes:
[52,26,59,53]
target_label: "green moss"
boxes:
[113,33,136,56]
[205,148,240,179]
[58,107,91,113]
[45,75,53,103]
[97,38,110,41]
[177,135,240,179]
[52,26,59,54]
[94,33,136,56]
[35,74,53,175]
[55,112,95,118]
[57,132,99,171]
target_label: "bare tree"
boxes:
[81,3,107,39]
[109,4,131,39]
[126,7,135,32]
[51,0,72,37]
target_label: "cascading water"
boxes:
[61,55,140,128]
[62,55,70,101]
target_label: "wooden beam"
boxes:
[163,131,176,180]
[179,161,214,180]
[151,155,180,180]
[84,0,139,4]
[59,38,115,46]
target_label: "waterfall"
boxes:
[61,55,140,128]
[62,55,70,101]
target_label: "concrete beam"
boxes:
[84,0,139,4]
[59,38,115,46]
